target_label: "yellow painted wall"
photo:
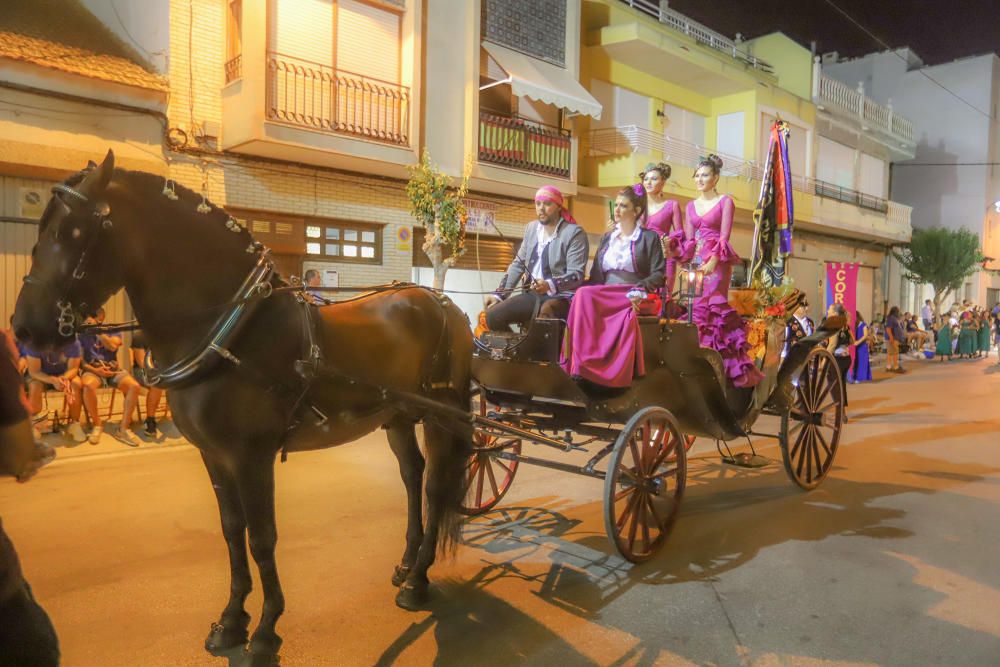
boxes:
[745,33,814,101]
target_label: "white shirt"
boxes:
[601,223,642,273]
[530,223,557,284]
[921,304,932,321]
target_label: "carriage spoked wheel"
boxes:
[603,406,687,563]
[779,346,844,490]
[459,390,522,516]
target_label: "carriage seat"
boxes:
[476,318,565,364]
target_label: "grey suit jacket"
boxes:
[496,218,590,298]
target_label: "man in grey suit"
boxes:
[484,185,589,332]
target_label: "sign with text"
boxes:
[825,261,859,370]
[463,198,499,234]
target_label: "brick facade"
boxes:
[166,0,532,288]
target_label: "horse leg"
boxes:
[396,420,469,611]
[233,455,284,666]
[385,418,425,588]
[201,453,253,654]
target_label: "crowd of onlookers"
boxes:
[874,299,1000,372]
[2,308,167,448]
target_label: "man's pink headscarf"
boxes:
[535,185,577,224]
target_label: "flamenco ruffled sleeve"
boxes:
[677,237,697,263]
[703,238,741,264]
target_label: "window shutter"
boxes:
[336,0,400,83]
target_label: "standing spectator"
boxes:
[921,299,933,332]
[957,311,977,359]
[22,339,87,441]
[0,332,60,667]
[977,311,991,358]
[78,308,143,446]
[824,303,854,420]
[851,311,873,383]
[303,269,331,305]
[934,316,953,361]
[130,330,165,438]
[885,306,906,374]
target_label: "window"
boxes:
[663,103,706,146]
[225,0,242,83]
[716,112,745,159]
[306,221,381,264]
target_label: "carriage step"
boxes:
[721,452,770,468]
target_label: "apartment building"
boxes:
[824,48,1000,311]
[0,0,168,326]
[576,0,914,319]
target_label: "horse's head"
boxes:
[13,151,124,348]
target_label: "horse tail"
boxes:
[428,296,474,556]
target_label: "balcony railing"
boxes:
[617,0,773,73]
[815,72,914,144]
[478,111,572,178]
[265,52,410,146]
[224,54,242,84]
[585,125,910,225]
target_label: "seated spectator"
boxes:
[21,339,86,442]
[78,308,142,446]
[904,313,929,352]
[484,185,589,332]
[303,269,331,305]
[560,184,665,387]
[130,329,165,438]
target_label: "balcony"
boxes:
[478,111,572,179]
[616,0,773,73]
[813,69,915,158]
[265,52,410,146]
[584,124,912,243]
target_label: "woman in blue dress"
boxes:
[851,311,872,383]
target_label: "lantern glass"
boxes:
[678,263,704,323]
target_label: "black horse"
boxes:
[12,151,474,666]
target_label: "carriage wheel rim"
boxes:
[782,348,842,489]
[460,391,521,515]
[605,408,686,562]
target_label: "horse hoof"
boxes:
[395,581,429,611]
[391,565,410,588]
[204,622,248,655]
[241,648,280,667]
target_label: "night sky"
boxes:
[667,0,1000,66]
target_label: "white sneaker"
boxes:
[65,422,87,443]
[114,423,139,447]
[88,424,104,445]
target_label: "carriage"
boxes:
[461,305,845,563]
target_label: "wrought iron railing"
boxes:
[265,52,410,146]
[224,54,242,83]
[617,0,773,73]
[478,110,572,178]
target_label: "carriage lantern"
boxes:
[678,263,704,323]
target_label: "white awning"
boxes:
[481,41,603,120]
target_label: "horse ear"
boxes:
[78,150,115,199]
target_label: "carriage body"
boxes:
[465,314,844,563]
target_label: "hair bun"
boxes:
[707,154,723,170]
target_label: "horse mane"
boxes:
[110,168,255,245]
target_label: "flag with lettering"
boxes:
[825,262,859,374]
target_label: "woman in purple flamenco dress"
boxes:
[681,155,764,388]
[641,162,684,296]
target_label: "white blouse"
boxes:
[601,223,642,273]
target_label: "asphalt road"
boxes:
[2,354,999,666]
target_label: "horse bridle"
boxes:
[23,183,114,337]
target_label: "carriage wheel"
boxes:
[603,406,687,563]
[459,391,521,516]
[665,435,696,462]
[779,346,844,490]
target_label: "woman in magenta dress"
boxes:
[561,185,665,387]
[641,162,683,297]
[682,155,764,388]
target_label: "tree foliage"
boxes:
[405,149,470,263]
[892,227,984,311]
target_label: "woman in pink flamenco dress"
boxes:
[682,155,764,388]
[640,162,684,297]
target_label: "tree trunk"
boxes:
[425,235,448,290]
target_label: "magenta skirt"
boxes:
[561,284,645,387]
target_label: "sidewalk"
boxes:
[38,418,190,461]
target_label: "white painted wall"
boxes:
[412,267,504,328]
